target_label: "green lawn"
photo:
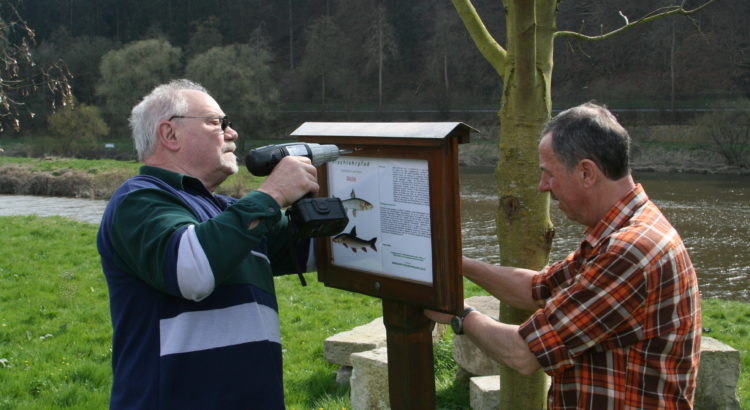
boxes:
[0,216,747,409]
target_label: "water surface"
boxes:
[460,168,750,302]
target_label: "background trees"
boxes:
[95,38,182,134]
[0,0,745,160]
[185,37,280,154]
[299,15,349,108]
[363,3,398,110]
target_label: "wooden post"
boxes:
[382,299,435,410]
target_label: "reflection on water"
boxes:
[459,168,750,302]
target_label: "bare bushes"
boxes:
[690,101,750,168]
[0,164,129,199]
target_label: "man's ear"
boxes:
[578,159,600,187]
[157,121,180,151]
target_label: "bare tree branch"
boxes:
[450,0,507,76]
[0,1,73,132]
[554,0,716,41]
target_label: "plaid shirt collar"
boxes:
[581,183,648,251]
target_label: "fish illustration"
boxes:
[341,189,373,217]
[332,226,377,253]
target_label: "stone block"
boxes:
[350,346,390,410]
[324,317,388,367]
[469,374,551,409]
[325,317,446,368]
[470,375,500,410]
[335,365,353,385]
[695,336,740,410]
[454,296,501,375]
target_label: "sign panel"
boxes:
[329,157,432,283]
[293,121,473,312]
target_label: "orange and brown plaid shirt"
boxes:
[518,184,701,409]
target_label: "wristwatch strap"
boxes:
[452,306,477,335]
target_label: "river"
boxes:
[1,170,748,301]
[460,168,750,302]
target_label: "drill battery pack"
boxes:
[287,197,349,238]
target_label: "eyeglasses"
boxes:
[169,115,232,131]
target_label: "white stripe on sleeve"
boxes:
[176,224,215,301]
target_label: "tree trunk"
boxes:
[495,2,555,408]
[378,14,384,110]
[670,20,676,112]
[289,0,294,70]
[321,73,326,107]
[452,0,556,408]
[443,50,449,95]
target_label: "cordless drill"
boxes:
[245,143,350,238]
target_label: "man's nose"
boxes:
[224,126,238,140]
[538,177,547,192]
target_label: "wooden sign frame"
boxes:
[292,122,472,315]
[293,122,474,409]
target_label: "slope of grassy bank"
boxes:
[0,157,264,199]
[0,215,747,408]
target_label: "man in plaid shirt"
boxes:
[427,102,701,409]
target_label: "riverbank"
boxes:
[459,141,750,175]
[0,157,262,200]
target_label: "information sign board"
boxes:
[292,122,473,313]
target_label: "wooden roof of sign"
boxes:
[291,122,475,143]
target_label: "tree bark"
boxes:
[452,0,555,408]
[289,0,294,70]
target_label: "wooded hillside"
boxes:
[3,0,748,140]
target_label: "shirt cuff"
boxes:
[518,309,575,375]
[233,190,282,229]
[530,268,549,308]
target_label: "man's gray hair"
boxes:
[542,102,631,180]
[129,79,208,161]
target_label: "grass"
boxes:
[0,216,112,409]
[0,215,747,409]
[0,215,473,408]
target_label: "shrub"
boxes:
[691,100,750,167]
[47,104,109,157]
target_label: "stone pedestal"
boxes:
[453,296,500,375]
[695,336,740,410]
[324,317,388,367]
[350,346,390,410]
[469,375,500,410]
[468,374,551,410]
[324,316,446,367]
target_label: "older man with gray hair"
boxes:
[98,79,317,409]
